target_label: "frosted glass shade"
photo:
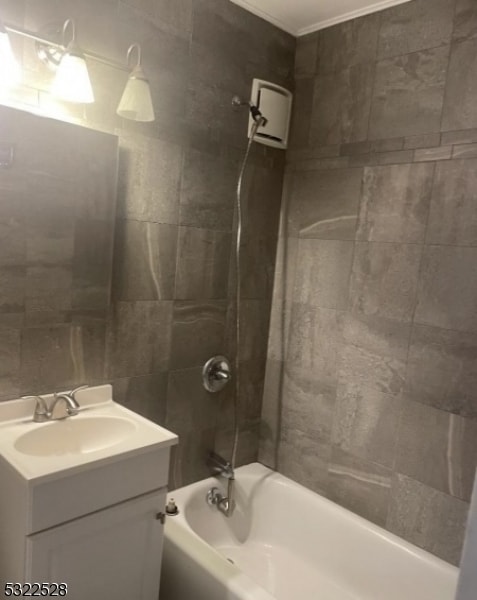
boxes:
[51,49,94,104]
[117,67,155,122]
[0,30,21,88]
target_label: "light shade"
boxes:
[51,47,94,104]
[0,27,21,88]
[117,65,154,122]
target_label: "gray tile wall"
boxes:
[261,0,477,565]
[0,0,294,487]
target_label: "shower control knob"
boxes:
[202,356,232,393]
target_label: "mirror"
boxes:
[0,105,118,397]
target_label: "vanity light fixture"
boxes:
[1,17,156,120]
[0,20,21,89]
[51,19,94,104]
[117,43,155,122]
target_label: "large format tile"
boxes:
[349,242,422,323]
[357,163,434,243]
[173,427,216,487]
[454,0,477,43]
[113,220,177,301]
[174,227,231,299]
[415,246,477,333]
[267,297,292,364]
[259,359,284,468]
[426,158,477,246]
[294,32,319,77]
[369,47,449,140]
[311,63,374,146]
[188,40,249,99]
[387,474,469,565]
[287,303,344,388]
[405,324,477,418]
[185,81,248,149]
[241,165,284,240]
[293,239,354,310]
[288,168,363,239]
[281,369,335,443]
[165,366,217,437]
[238,234,278,300]
[117,135,182,225]
[170,300,226,369]
[21,320,106,393]
[332,381,401,469]
[234,299,271,362]
[179,148,236,231]
[236,359,267,425]
[442,39,477,131]
[289,77,314,149]
[327,447,392,527]
[112,372,168,425]
[378,0,454,59]
[278,429,330,496]
[343,312,410,360]
[215,423,261,471]
[395,399,477,502]
[154,0,193,37]
[317,14,379,75]
[339,313,409,397]
[108,301,172,377]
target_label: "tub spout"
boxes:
[207,451,234,480]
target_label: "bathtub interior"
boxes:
[167,463,458,600]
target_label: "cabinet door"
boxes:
[26,490,166,600]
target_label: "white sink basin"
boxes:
[0,385,178,481]
[14,416,137,456]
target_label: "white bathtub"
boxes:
[160,463,458,600]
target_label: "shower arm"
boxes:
[231,96,268,126]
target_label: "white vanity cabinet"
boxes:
[27,490,166,599]
[0,386,178,600]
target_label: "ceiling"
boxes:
[230,0,412,36]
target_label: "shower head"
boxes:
[231,95,268,127]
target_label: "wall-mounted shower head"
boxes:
[231,95,268,127]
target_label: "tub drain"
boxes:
[227,558,235,564]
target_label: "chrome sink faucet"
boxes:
[23,385,88,422]
[50,392,80,418]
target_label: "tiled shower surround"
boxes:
[0,0,294,485]
[260,0,477,566]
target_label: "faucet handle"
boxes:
[22,395,51,422]
[69,385,88,405]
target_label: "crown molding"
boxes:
[230,0,412,38]
[229,0,297,35]
[297,0,411,36]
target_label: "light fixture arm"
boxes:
[126,43,142,70]
[1,18,155,120]
[3,21,130,72]
[61,18,76,48]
